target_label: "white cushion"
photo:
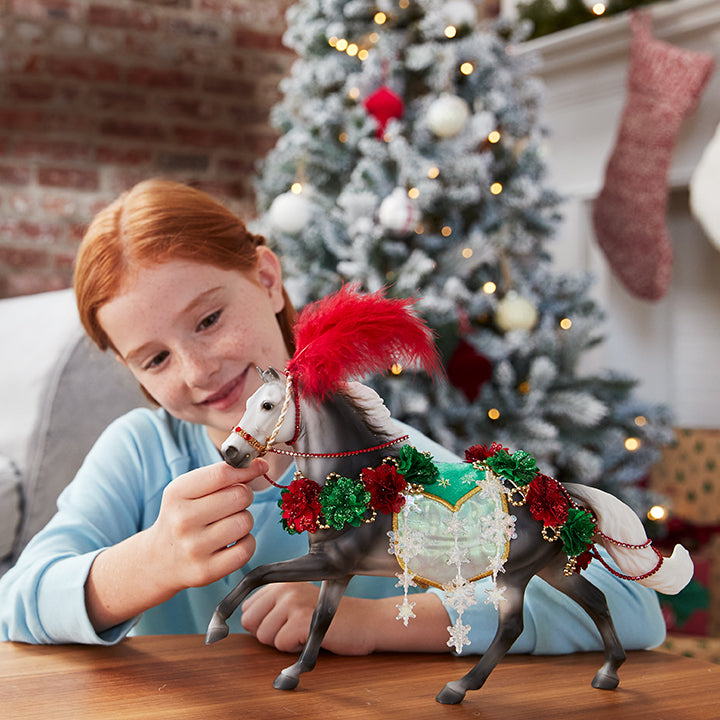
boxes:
[0,289,83,476]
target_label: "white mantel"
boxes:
[515,0,720,427]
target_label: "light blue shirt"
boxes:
[0,408,665,652]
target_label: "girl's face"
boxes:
[97,248,290,449]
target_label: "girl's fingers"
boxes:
[175,458,268,500]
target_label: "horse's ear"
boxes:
[256,366,265,379]
[265,367,283,382]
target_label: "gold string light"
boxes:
[490,182,503,195]
[488,408,500,420]
[559,317,572,330]
[460,62,474,75]
[624,437,641,452]
[482,281,497,294]
[488,130,501,144]
[461,247,473,259]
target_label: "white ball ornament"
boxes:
[495,291,538,332]
[378,187,420,236]
[268,190,312,235]
[426,94,470,138]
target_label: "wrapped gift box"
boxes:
[650,428,720,524]
[650,430,720,641]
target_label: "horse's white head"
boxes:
[221,367,297,468]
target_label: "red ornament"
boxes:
[465,442,507,464]
[447,338,493,402]
[363,86,405,138]
[362,464,407,514]
[525,473,569,527]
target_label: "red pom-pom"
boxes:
[280,477,322,534]
[525,473,569,527]
[363,86,405,138]
[574,550,593,572]
[362,464,407,514]
[447,339,493,402]
[465,442,507,463]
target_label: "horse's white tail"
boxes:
[565,483,694,595]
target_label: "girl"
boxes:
[0,180,666,655]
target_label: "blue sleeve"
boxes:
[0,411,170,644]
[428,548,666,655]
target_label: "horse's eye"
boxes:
[262,401,274,411]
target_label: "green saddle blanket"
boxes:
[393,462,512,589]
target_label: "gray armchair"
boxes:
[0,289,150,578]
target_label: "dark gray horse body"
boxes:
[204,370,669,704]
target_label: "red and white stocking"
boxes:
[592,12,715,301]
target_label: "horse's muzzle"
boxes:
[222,442,251,468]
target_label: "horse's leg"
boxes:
[538,559,626,689]
[436,578,529,705]
[205,554,344,644]
[273,576,352,691]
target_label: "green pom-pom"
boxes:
[320,476,371,530]
[486,449,538,486]
[560,507,597,557]
[396,445,439,486]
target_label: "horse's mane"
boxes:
[342,380,400,437]
[286,285,442,399]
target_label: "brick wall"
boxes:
[0,0,295,297]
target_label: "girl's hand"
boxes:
[240,582,376,655]
[149,457,268,593]
[240,582,451,656]
[85,457,267,633]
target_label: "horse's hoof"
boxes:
[273,671,299,691]
[591,669,620,690]
[205,614,230,644]
[436,681,466,705]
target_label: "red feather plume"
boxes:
[286,285,442,399]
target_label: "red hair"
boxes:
[74,179,296,356]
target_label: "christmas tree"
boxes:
[251,0,673,515]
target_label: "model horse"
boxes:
[206,286,692,704]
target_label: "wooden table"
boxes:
[2,635,717,719]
